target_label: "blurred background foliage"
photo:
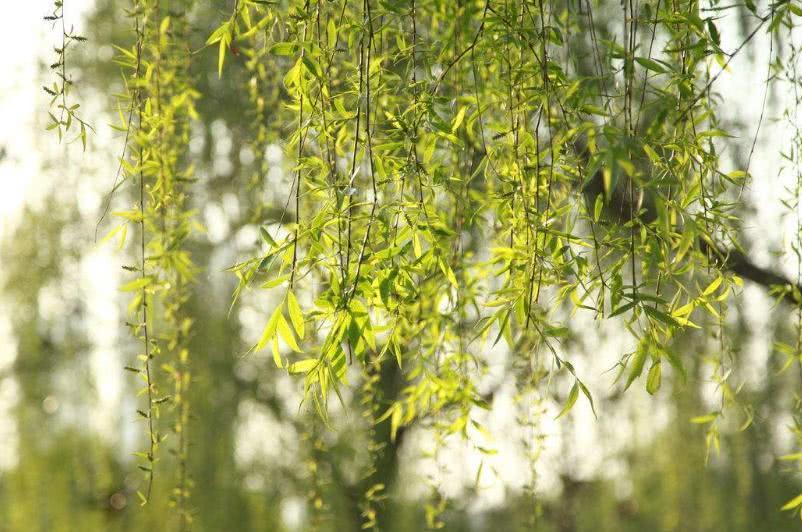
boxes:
[1,0,802,531]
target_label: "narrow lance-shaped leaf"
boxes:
[555,381,579,419]
[287,292,305,339]
[276,312,302,352]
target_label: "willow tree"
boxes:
[48,0,802,528]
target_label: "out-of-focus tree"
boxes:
[4,0,802,530]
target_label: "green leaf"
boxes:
[326,19,337,50]
[218,38,227,78]
[390,405,402,442]
[261,275,291,289]
[451,107,467,132]
[256,306,282,356]
[272,336,282,368]
[270,42,296,56]
[625,341,648,390]
[206,22,230,45]
[578,381,596,418]
[439,258,458,288]
[580,104,607,116]
[593,194,603,222]
[100,224,124,246]
[610,301,637,318]
[702,276,722,297]
[706,19,720,46]
[643,306,680,328]
[555,382,579,419]
[642,144,660,163]
[301,56,323,81]
[121,277,152,292]
[260,227,277,247]
[690,413,717,424]
[646,361,661,395]
[781,493,802,512]
[287,292,305,339]
[635,56,667,73]
[697,128,733,139]
[277,312,302,352]
[288,358,318,374]
[672,301,695,318]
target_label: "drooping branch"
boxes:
[701,239,802,302]
[571,136,800,304]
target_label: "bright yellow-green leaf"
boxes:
[272,336,282,368]
[672,301,695,318]
[690,413,717,424]
[256,306,282,353]
[593,194,603,222]
[217,39,227,78]
[100,224,124,247]
[642,144,660,163]
[121,277,152,292]
[625,341,648,390]
[390,405,403,442]
[277,312,302,352]
[261,275,291,289]
[287,292,305,339]
[440,259,458,288]
[555,382,579,419]
[702,276,722,297]
[260,227,277,247]
[270,42,295,56]
[781,493,802,511]
[288,358,318,374]
[205,22,229,45]
[646,361,661,395]
[326,19,337,50]
[451,107,467,132]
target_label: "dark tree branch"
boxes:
[570,136,800,303]
[700,239,802,303]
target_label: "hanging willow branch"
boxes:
[43,0,92,147]
[100,0,199,518]
[219,0,802,427]
[81,0,802,526]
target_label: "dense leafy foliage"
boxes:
[25,0,802,529]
